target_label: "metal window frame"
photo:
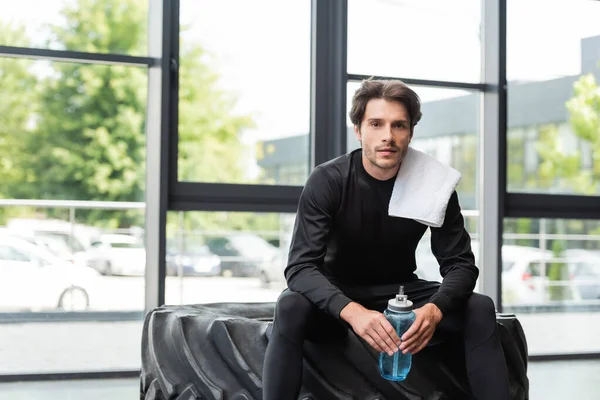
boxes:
[479,0,505,309]
[347,73,490,92]
[0,45,158,67]
[171,182,302,213]
[0,370,141,383]
[3,352,597,384]
[311,0,348,167]
[505,193,600,220]
[144,0,176,314]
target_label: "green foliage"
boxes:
[166,211,281,245]
[0,0,279,235]
[515,218,533,247]
[567,73,600,188]
[535,124,592,193]
[47,0,148,54]
[533,73,600,195]
[177,35,255,183]
[0,21,37,223]
[14,0,150,227]
[506,131,525,191]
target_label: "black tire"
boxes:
[140,304,530,400]
[58,286,89,311]
[258,270,270,288]
[103,261,113,276]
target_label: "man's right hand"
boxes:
[340,302,401,356]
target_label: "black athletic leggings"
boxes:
[262,280,510,400]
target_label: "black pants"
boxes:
[262,280,510,400]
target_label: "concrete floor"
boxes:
[0,378,138,400]
[0,360,598,399]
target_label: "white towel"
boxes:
[388,147,462,228]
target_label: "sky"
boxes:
[2,0,600,145]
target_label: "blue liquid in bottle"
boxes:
[378,286,416,381]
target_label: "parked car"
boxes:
[415,237,560,306]
[86,234,146,276]
[166,243,222,277]
[204,234,285,283]
[0,233,98,311]
[7,218,94,254]
[500,245,554,306]
[564,249,600,301]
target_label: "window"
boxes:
[507,0,600,195]
[0,0,148,55]
[0,54,147,372]
[0,58,148,202]
[503,217,600,355]
[178,0,311,185]
[347,0,482,83]
[0,245,31,262]
[165,211,296,305]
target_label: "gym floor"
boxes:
[0,360,597,400]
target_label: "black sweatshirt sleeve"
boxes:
[428,191,480,316]
[284,166,353,319]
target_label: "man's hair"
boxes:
[349,78,422,133]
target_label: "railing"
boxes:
[1,200,600,313]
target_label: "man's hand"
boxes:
[399,303,443,355]
[340,302,401,356]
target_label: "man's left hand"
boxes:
[399,303,443,355]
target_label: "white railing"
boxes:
[2,200,600,308]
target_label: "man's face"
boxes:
[354,98,412,179]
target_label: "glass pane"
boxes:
[178,0,311,185]
[0,58,147,201]
[0,0,148,55]
[347,0,482,83]
[507,0,600,195]
[165,211,294,305]
[0,57,147,373]
[503,218,600,355]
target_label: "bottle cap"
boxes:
[387,285,413,312]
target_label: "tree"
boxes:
[535,73,600,195]
[566,73,600,191]
[178,37,254,184]
[0,0,285,244]
[0,21,38,224]
[11,0,268,234]
[7,0,149,228]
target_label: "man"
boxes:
[262,79,510,400]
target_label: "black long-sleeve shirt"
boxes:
[284,149,479,319]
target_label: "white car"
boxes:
[86,234,146,276]
[500,245,553,306]
[562,249,600,301]
[414,237,557,306]
[0,234,99,311]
